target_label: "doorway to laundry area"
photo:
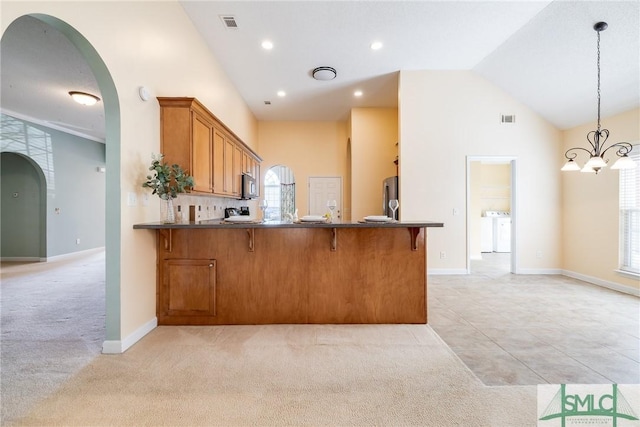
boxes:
[466,156,517,274]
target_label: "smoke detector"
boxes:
[312,66,337,81]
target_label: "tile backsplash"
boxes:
[174,194,257,222]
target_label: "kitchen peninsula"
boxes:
[134,220,443,325]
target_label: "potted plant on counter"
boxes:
[142,153,194,223]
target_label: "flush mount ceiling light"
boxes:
[370,41,383,50]
[69,91,100,106]
[312,66,336,81]
[561,22,635,174]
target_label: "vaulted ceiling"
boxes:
[1,1,638,142]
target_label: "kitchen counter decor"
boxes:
[141,153,194,223]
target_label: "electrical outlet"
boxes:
[452,208,459,216]
[440,251,446,259]
[536,250,542,259]
[76,238,81,245]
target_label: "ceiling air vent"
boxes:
[501,114,516,124]
[220,15,238,29]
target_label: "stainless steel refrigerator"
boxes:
[383,176,399,219]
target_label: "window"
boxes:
[619,146,640,275]
[263,168,281,220]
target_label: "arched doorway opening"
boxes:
[1,14,121,347]
[0,152,47,260]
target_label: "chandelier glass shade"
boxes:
[562,21,635,174]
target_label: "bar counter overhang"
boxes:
[134,219,444,326]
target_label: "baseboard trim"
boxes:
[515,268,563,275]
[562,270,640,297]
[46,247,105,261]
[102,317,157,354]
[0,256,43,262]
[428,268,469,275]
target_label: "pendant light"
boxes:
[561,22,635,174]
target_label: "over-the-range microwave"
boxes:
[241,173,258,199]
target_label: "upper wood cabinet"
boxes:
[191,112,213,193]
[212,126,226,196]
[158,97,261,199]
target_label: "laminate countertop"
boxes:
[133,219,444,229]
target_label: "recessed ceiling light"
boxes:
[354,90,363,97]
[261,40,273,50]
[277,90,286,97]
[370,41,383,50]
[69,91,100,106]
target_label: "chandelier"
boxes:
[561,21,635,174]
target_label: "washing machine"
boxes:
[480,216,494,252]
[483,211,511,253]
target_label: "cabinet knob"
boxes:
[209,264,213,268]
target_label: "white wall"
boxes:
[2,1,258,350]
[399,70,562,273]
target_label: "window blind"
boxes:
[619,146,640,274]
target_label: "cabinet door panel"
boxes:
[192,113,212,193]
[224,138,234,194]
[233,144,242,196]
[242,151,249,175]
[163,259,216,316]
[213,128,226,195]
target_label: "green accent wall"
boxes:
[0,113,106,258]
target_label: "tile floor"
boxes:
[428,253,640,386]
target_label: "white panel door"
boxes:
[308,177,342,219]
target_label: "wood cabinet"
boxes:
[158,97,262,199]
[191,112,213,193]
[233,143,242,196]
[212,126,226,195]
[160,259,217,317]
[149,226,429,325]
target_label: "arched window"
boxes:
[263,168,280,220]
[263,165,295,221]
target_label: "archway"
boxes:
[1,14,121,346]
[0,152,47,260]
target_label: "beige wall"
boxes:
[258,121,348,218]
[562,107,640,290]
[399,70,562,273]
[2,1,258,346]
[349,108,398,221]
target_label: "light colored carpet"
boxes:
[1,249,105,425]
[13,324,537,426]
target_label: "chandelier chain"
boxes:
[596,29,601,132]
